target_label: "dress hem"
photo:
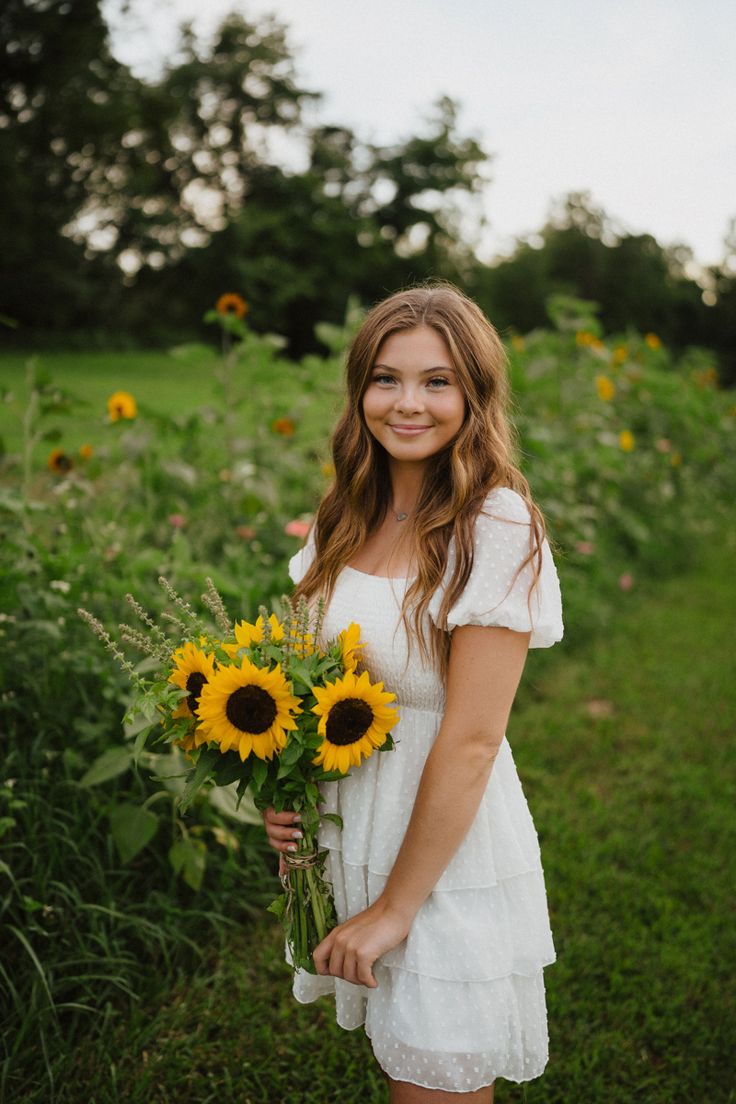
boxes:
[292,953,557,996]
[363,1022,549,1090]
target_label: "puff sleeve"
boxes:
[427,487,564,648]
[287,526,317,585]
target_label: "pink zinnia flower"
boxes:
[168,514,186,529]
[619,573,634,591]
[575,541,595,555]
[284,519,311,539]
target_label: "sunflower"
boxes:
[107,390,137,421]
[227,614,285,656]
[196,657,301,761]
[337,622,365,673]
[168,641,217,727]
[311,670,398,774]
[79,443,94,460]
[47,447,72,474]
[215,292,248,319]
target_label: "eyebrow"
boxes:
[373,363,455,373]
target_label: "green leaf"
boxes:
[321,812,343,830]
[266,894,286,920]
[212,756,248,787]
[251,757,267,790]
[312,769,345,782]
[178,748,219,813]
[124,707,159,739]
[280,739,303,766]
[80,747,133,787]
[305,782,320,805]
[169,838,207,891]
[133,722,156,761]
[289,663,314,688]
[110,803,158,863]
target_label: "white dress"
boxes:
[286,486,564,1093]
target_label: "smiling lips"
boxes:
[389,424,433,435]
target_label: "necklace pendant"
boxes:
[395,512,408,522]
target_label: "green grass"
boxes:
[15,522,734,1103]
[0,347,345,462]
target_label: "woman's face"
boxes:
[362,325,466,469]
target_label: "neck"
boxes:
[388,460,425,519]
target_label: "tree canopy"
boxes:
[1,1,733,381]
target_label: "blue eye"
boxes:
[427,377,450,389]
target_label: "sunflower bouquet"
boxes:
[79,576,399,973]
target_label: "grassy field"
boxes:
[0,347,345,461]
[23,519,735,1103]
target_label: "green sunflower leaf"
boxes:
[213,756,248,787]
[110,803,158,863]
[80,746,133,787]
[178,747,220,812]
[169,838,207,891]
[251,757,268,790]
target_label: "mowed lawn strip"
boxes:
[18,526,736,1104]
[0,349,344,462]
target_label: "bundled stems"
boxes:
[280,823,336,972]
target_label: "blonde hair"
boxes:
[293,279,551,679]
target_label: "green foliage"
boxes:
[8,528,735,1101]
[0,304,734,1095]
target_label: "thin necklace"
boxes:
[392,506,410,522]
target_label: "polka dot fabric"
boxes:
[286,487,564,1092]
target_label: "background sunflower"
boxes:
[107,390,137,421]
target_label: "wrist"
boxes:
[375,889,421,933]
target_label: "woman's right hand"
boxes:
[262,805,303,878]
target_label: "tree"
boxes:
[119,94,493,355]
[0,0,141,330]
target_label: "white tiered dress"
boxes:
[286,486,564,1092]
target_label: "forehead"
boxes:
[374,324,451,366]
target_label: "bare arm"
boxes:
[312,621,532,986]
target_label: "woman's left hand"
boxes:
[312,896,413,988]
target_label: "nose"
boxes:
[394,383,425,415]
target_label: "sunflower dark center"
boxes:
[325,699,373,746]
[226,685,277,734]
[54,454,72,472]
[186,672,207,714]
[115,404,124,415]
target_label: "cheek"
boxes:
[362,389,383,422]
[439,392,466,427]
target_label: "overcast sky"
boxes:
[105,0,736,273]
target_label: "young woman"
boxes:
[263,281,564,1102]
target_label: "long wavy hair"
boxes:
[293,279,553,680]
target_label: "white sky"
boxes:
[106,0,736,271]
